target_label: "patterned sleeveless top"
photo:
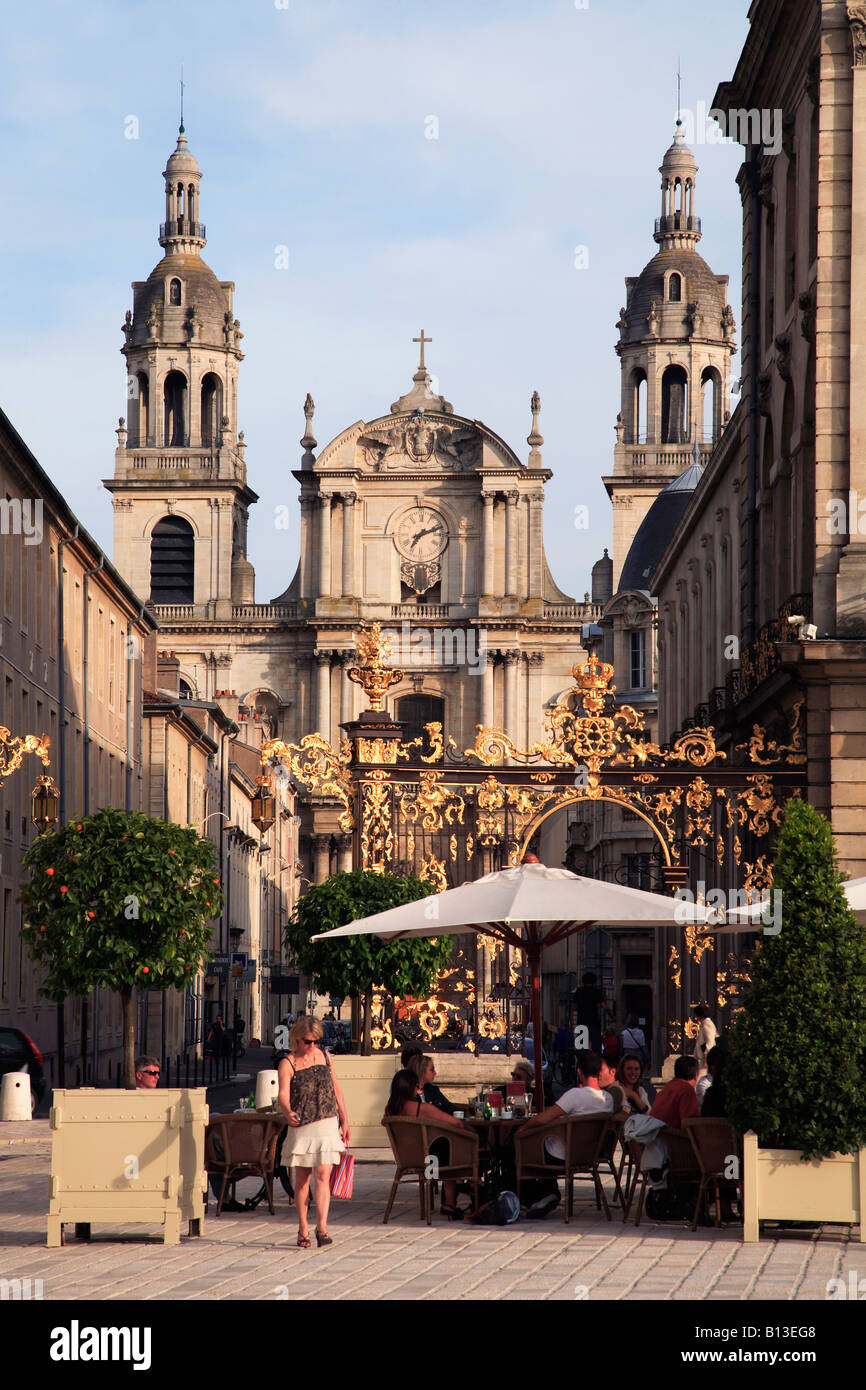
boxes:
[287,1051,339,1125]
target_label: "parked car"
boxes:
[320,1020,351,1054]
[0,1027,46,1113]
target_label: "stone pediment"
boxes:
[354,412,483,472]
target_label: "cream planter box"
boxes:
[743,1130,866,1242]
[331,1054,530,1148]
[46,1088,209,1247]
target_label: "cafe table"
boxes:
[458,1113,527,1193]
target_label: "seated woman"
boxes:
[384,1068,468,1218]
[615,1052,651,1114]
[407,1053,455,1115]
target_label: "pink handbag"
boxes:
[329,1151,354,1199]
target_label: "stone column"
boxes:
[503,649,520,742]
[527,651,544,745]
[312,833,332,884]
[299,496,314,599]
[315,651,331,740]
[528,495,544,597]
[481,649,495,727]
[339,651,355,727]
[337,833,354,873]
[317,495,332,597]
[838,11,866,634]
[341,492,357,597]
[481,494,495,596]
[505,491,519,597]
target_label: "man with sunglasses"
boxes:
[135,1055,161,1089]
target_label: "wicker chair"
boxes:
[381,1116,481,1225]
[514,1113,620,1222]
[204,1114,285,1216]
[622,1124,702,1226]
[683,1117,742,1228]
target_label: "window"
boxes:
[629,630,646,689]
[396,694,445,741]
[163,371,187,447]
[200,373,222,446]
[668,272,682,302]
[150,516,195,605]
[169,278,182,306]
[661,365,688,444]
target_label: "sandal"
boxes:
[297,1233,311,1248]
[441,1204,463,1220]
[315,1229,333,1246]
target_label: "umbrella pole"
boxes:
[527,930,543,1106]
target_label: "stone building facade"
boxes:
[108,128,602,882]
[654,0,866,875]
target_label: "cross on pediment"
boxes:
[413,329,432,371]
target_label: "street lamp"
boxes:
[31,774,60,835]
[251,775,276,835]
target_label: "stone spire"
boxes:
[390,329,453,414]
[527,390,543,466]
[300,393,317,467]
[159,126,206,256]
[654,120,700,250]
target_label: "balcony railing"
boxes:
[149,604,196,619]
[159,219,206,240]
[233,603,298,619]
[389,604,450,618]
[654,214,701,236]
[543,602,604,621]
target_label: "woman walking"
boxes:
[277,1016,350,1248]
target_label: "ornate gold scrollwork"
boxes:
[418,851,448,892]
[398,721,444,764]
[685,776,713,845]
[668,944,682,990]
[644,787,684,859]
[743,855,773,895]
[360,769,393,873]
[262,732,354,832]
[667,729,725,767]
[506,785,557,842]
[738,697,806,766]
[0,728,51,788]
[476,775,506,845]
[399,770,465,832]
[740,775,783,838]
[683,919,713,965]
[357,737,400,765]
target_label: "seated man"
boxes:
[699,1046,728,1118]
[599,1057,625,1115]
[518,1050,614,1217]
[650,1055,700,1127]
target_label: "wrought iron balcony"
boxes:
[159,219,206,240]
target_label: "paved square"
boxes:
[1,1127,862,1301]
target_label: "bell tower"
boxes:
[105,125,257,618]
[604,121,736,590]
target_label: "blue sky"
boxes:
[1,0,749,602]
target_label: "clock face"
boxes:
[394,507,448,561]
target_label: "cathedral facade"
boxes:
[107,128,599,880]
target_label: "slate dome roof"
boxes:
[623,248,726,344]
[618,463,704,594]
[133,254,230,328]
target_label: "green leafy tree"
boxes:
[20,808,223,1087]
[725,798,866,1158]
[285,869,451,1053]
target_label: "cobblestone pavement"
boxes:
[0,1136,861,1301]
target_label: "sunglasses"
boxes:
[140,1069,160,1077]
[301,1037,317,1045]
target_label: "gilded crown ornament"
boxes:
[573,652,616,716]
[347,624,404,713]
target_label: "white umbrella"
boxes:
[312,862,715,1098]
[708,875,866,935]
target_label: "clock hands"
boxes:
[411,525,444,549]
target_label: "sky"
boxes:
[0,0,750,603]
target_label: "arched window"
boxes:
[178,678,193,699]
[187,183,196,223]
[785,150,797,306]
[668,273,682,303]
[150,516,194,605]
[163,371,187,446]
[701,367,721,443]
[631,368,647,443]
[200,373,223,446]
[133,372,149,446]
[396,694,445,742]
[176,181,184,221]
[661,365,689,444]
[169,278,181,306]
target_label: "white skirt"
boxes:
[282,1115,344,1170]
